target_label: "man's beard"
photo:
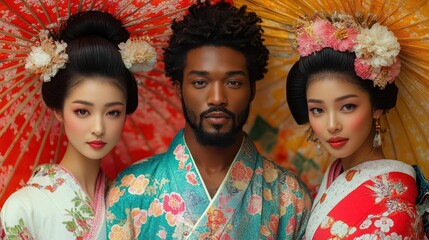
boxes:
[181,98,250,147]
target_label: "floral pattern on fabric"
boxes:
[63,192,95,238]
[306,160,424,239]
[3,218,34,240]
[0,164,106,240]
[107,130,312,239]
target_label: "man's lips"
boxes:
[204,111,231,118]
[204,111,231,125]
[327,137,348,149]
[87,140,106,149]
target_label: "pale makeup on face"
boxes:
[306,73,381,166]
[55,77,126,162]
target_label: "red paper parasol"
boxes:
[0,0,197,206]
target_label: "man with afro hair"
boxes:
[107,1,311,239]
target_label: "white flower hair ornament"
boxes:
[119,37,157,73]
[25,30,68,82]
[295,14,401,89]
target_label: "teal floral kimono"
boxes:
[107,130,311,239]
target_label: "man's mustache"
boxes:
[200,107,235,119]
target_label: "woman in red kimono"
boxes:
[286,14,428,239]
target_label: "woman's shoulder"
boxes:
[357,159,415,178]
[1,186,48,220]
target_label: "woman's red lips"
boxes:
[327,137,348,149]
[87,140,106,149]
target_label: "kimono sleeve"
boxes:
[106,174,134,239]
[0,188,38,239]
[350,200,422,238]
[278,171,313,239]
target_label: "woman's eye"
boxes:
[107,111,121,117]
[309,108,323,114]
[74,109,89,116]
[342,104,356,112]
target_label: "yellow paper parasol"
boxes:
[236,0,429,196]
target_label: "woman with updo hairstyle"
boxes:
[286,14,426,239]
[0,11,139,239]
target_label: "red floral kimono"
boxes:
[306,159,424,239]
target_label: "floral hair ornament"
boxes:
[25,30,68,82]
[295,13,401,89]
[119,36,157,73]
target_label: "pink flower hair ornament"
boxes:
[294,13,401,89]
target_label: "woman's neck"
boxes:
[341,137,385,171]
[59,146,101,200]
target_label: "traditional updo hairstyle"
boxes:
[286,48,398,125]
[163,0,269,86]
[42,11,138,114]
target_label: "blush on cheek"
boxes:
[348,112,369,131]
[110,120,126,140]
[309,118,323,138]
[64,114,82,133]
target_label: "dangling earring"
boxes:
[373,118,382,148]
[307,126,323,155]
[306,126,316,142]
[316,139,323,156]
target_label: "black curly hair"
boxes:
[163,0,269,85]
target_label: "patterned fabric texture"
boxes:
[0,164,106,239]
[106,130,312,239]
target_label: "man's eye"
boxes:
[227,80,241,88]
[193,81,207,88]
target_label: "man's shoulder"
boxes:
[260,156,294,175]
[260,157,310,191]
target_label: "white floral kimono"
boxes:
[0,164,106,240]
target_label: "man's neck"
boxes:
[183,126,244,197]
[183,126,243,170]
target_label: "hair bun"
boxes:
[61,11,129,46]
[286,48,398,125]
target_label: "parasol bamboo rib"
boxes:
[0,76,34,118]
[4,99,47,197]
[0,85,42,166]
[127,116,156,155]
[33,115,56,168]
[0,71,27,90]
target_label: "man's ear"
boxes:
[175,81,182,99]
[54,110,64,123]
[373,109,383,119]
